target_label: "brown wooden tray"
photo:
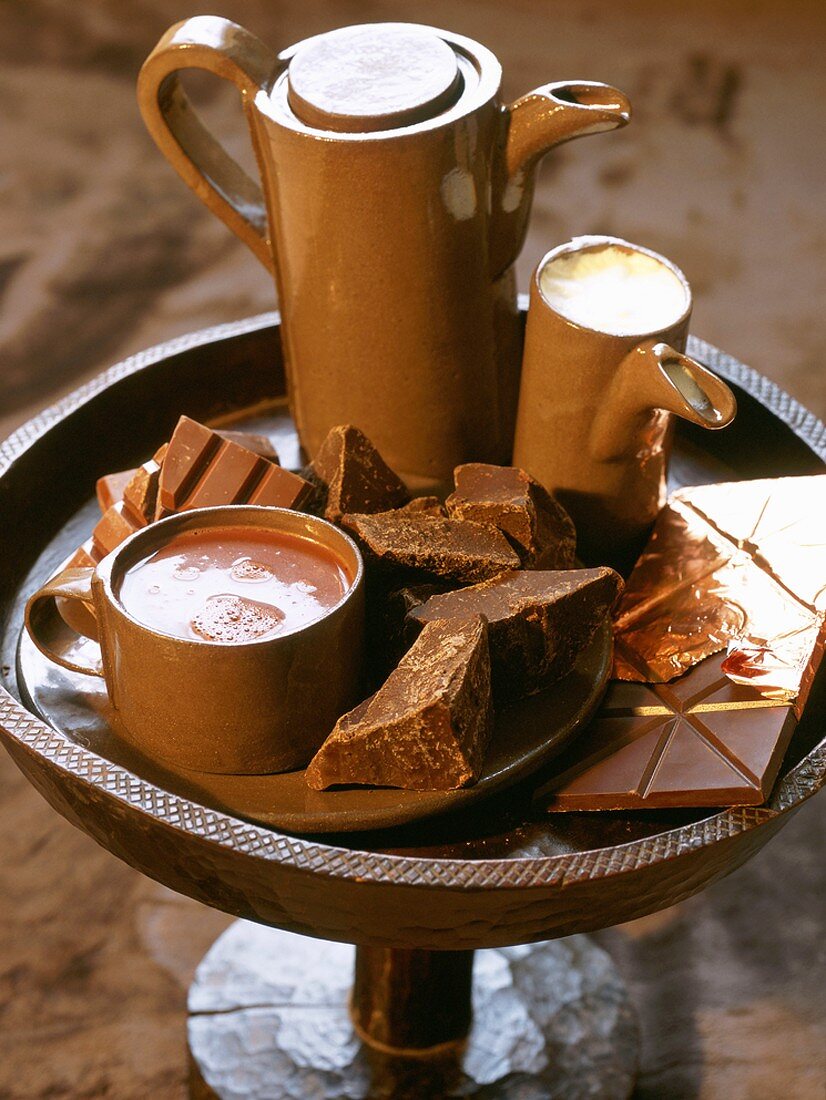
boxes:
[1,313,824,951]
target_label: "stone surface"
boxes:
[187,922,639,1099]
[0,2,825,1097]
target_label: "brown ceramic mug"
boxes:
[138,18,631,489]
[25,506,365,775]
[512,236,738,569]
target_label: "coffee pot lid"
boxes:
[287,23,462,133]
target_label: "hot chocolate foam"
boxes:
[119,526,350,643]
[539,241,689,336]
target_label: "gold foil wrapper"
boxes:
[613,475,826,712]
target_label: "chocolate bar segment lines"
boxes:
[537,656,797,811]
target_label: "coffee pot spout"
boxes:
[490,81,631,276]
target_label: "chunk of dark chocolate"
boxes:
[446,463,576,568]
[306,617,493,791]
[309,424,410,523]
[534,655,798,811]
[342,511,520,585]
[408,568,622,697]
[157,416,312,517]
[396,496,447,518]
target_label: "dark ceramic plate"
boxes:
[16,552,612,835]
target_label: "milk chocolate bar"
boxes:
[342,511,520,585]
[446,463,576,569]
[306,617,493,791]
[157,416,311,516]
[535,655,798,811]
[614,475,826,714]
[96,470,135,513]
[309,424,410,523]
[409,567,622,697]
[216,430,278,463]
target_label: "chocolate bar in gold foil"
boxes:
[614,475,826,713]
[156,417,312,517]
[535,654,797,811]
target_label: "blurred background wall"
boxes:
[1,0,824,443]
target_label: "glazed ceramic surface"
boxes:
[138,19,630,489]
[513,236,737,567]
[25,507,365,775]
[0,315,824,950]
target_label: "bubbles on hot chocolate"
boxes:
[191,593,285,644]
[230,557,276,583]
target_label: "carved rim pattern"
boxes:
[1,316,824,891]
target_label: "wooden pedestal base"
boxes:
[188,922,639,1099]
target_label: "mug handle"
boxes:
[137,16,279,274]
[25,567,105,677]
[590,340,738,462]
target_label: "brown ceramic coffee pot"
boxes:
[138,19,631,490]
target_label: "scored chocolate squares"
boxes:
[306,617,493,791]
[157,416,312,516]
[535,654,798,811]
[309,424,410,523]
[446,463,576,569]
[75,420,310,567]
[407,568,622,697]
[342,511,520,585]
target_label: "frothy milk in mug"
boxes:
[538,242,690,336]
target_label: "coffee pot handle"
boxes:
[590,341,738,462]
[138,17,277,274]
[25,567,104,677]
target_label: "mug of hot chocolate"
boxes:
[512,235,738,568]
[25,506,364,774]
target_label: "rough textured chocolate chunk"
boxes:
[96,469,135,514]
[342,511,520,585]
[309,424,410,523]
[534,655,798,811]
[446,463,576,568]
[396,496,446,518]
[157,416,311,517]
[408,568,622,697]
[306,618,493,791]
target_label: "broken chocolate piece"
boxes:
[535,654,798,811]
[157,416,312,518]
[396,496,446,518]
[66,539,100,569]
[447,464,576,569]
[310,424,410,523]
[96,470,136,514]
[123,458,162,524]
[408,568,622,697]
[92,501,146,558]
[613,475,826,710]
[342,511,520,585]
[306,617,493,791]
[217,430,279,462]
